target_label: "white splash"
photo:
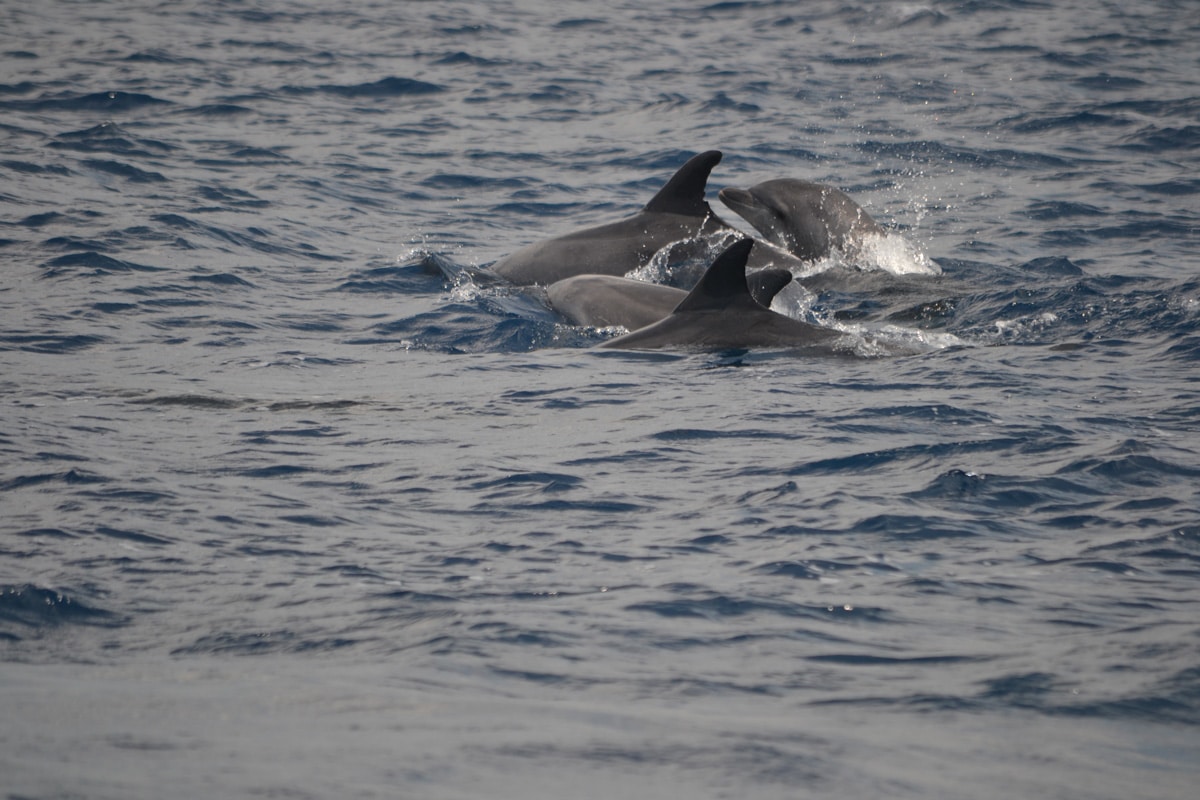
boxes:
[838,321,966,357]
[800,231,938,277]
[856,231,939,275]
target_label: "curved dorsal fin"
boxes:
[747,268,792,308]
[642,150,722,217]
[674,238,755,312]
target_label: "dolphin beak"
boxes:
[718,187,756,213]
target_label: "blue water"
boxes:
[2,1,1199,797]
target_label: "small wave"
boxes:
[651,428,794,442]
[124,49,202,65]
[14,528,76,539]
[133,386,360,410]
[807,653,975,666]
[48,122,177,157]
[262,399,365,411]
[700,91,761,113]
[503,497,643,513]
[420,173,530,191]
[41,251,164,277]
[553,18,606,30]
[0,468,110,492]
[0,584,123,632]
[491,200,594,218]
[365,281,568,352]
[0,332,109,354]
[1138,177,1200,196]
[1015,256,1085,277]
[150,213,344,261]
[290,76,445,99]
[468,471,583,494]
[93,525,174,546]
[1005,110,1132,134]
[170,629,358,656]
[756,561,825,580]
[194,145,293,165]
[1095,97,1200,118]
[195,185,269,209]
[1056,675,1200,725]
[0,159,73,176]
[15,211,66,228]
[188,272,255,287]
[1118,124,1200,153]
[949,267,1200,346]
[338,256,451,293]
[755,558,899,580]
[829,669,1199,723]
[238,464,313,479]
[81,158,167,183]
[1073,73,1146,91]
[0,90,171,113]
[784,437,1025,478]
[130,393,245,409]
[1162,335,1200,361]
[850,513,985,539]
[857,139,1077,170]
[1057,448,1200,490]
[241,424,344,442]
[174,103,255,118]
[1024,201,1106,222]
[0,80,38,94]
[433,51,504,66]
[908,470,1105,511]
[628,592,888,623]
[1083,530,1200,575]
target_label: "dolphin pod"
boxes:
[485,150,888,350]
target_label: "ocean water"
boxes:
[2,1,1199,797]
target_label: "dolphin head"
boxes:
[720,179,882,262]
[717,186,798,251]
[719,181,836,260]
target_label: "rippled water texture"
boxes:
[2,1,1199,798]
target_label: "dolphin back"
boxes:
[491,150,728,285]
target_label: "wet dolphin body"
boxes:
[490,151,804,286]
[600,239,845,352]
[490,150,728,285]
[718,179,885,262]
[547,268,794,331]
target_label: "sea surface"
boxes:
[2,1,1199,798]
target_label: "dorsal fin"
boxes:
[747,268,792,308]
[642,150,722,217]
[674,238,756,312]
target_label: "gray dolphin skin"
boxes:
[490,151,805,285]
[547,268,794,331]
[600,240,844,352]
[718,179,885,262]
[490,150,731,285]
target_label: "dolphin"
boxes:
[547,268,794,331]
[490,151,804,285]
[490,150,728,285]
[718,179,885,262]
[600,239,845,352]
